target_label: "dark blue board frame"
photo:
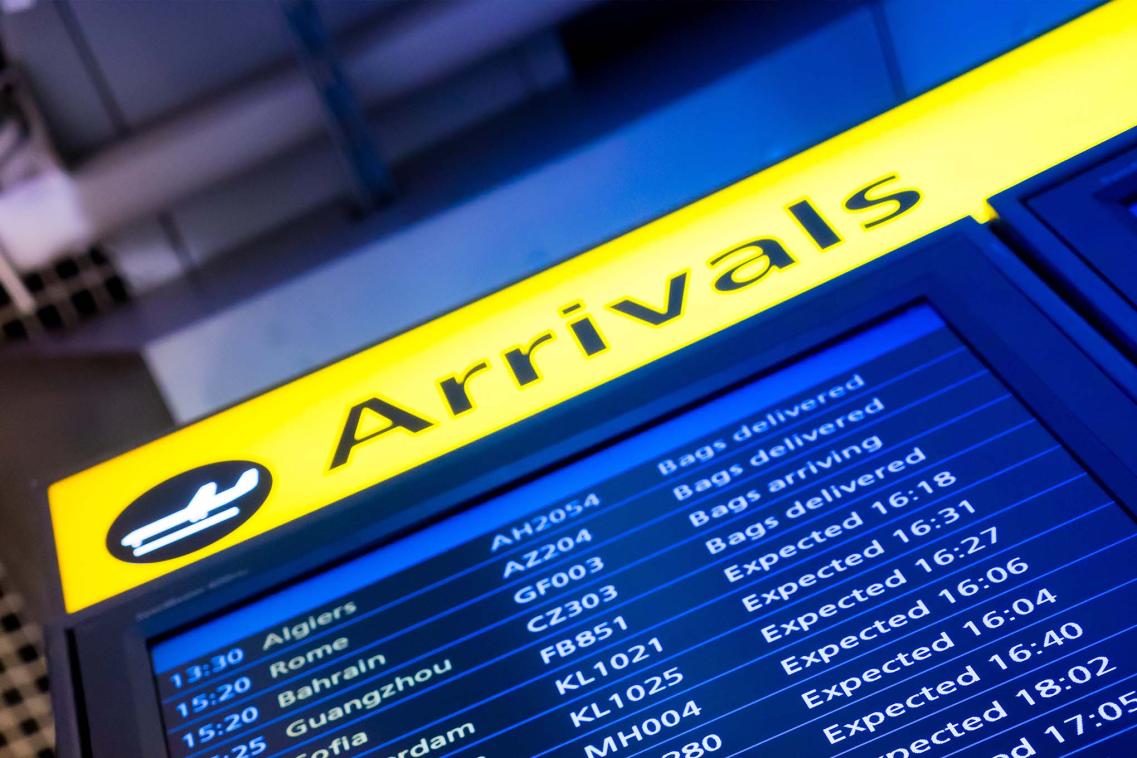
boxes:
[44,221,1137,756]
[992,126,1137,364]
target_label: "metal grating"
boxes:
[0,248,129,344]
[0,563,53,757]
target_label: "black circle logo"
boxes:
[106,461,272,563]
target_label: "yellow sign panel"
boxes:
[50,1,1137,613]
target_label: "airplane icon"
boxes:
[119,468,260,558]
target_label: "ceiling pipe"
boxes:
[0,0,596,272]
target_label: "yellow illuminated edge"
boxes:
[49,0,1137,612]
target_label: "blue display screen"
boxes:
[149,304,1137,758]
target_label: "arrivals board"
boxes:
[43,3,1137,755]
[45,0,1137,616]
[146,305,1137,757]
